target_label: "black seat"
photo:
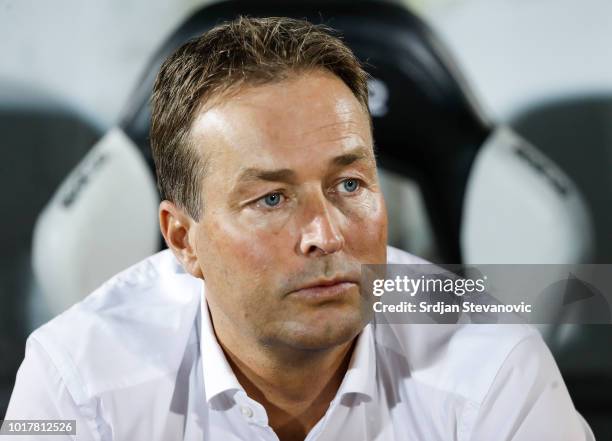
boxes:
[0,83,102,417]
[115,1,608,435]
[120,0,491,264]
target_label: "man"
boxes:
[5,16,593,441]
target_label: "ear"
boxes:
[159,200,203,279]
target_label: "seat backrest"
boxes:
[120,0,491,263]
[0,83,102,416]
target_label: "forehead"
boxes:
[189,70,373,173]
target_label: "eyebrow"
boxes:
[235,168,297,184]
[234,146,374,185]
[330,147,372,167]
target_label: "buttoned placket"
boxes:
[233,390,280,441]
[231,389,343,441]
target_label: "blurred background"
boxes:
[1,0,611,437]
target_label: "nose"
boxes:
[298,191,345,257]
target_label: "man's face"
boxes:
[189,69,388,351]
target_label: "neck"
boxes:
[209,309,358,441]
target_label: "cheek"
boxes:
[197,215,286,281]
[343,193,388,261]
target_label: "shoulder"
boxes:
[27,249,202,404]
[380,246,544,405]
[376,322,543,404]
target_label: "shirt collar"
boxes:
[335,322,377,399]
[199,281,377,403]
[199,281,243,403]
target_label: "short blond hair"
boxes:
[150,15,371,220]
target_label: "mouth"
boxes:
[289,278,359,303]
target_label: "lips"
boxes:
[289,277,360,302]
[299,277,355,289]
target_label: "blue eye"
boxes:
[341,179,360,193]
[263,193,283,207]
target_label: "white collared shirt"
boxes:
[5,247,594,440]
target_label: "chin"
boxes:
[277,307,368,351]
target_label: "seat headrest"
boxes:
[120,0,491,261]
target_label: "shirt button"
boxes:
[240,405,254,419]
